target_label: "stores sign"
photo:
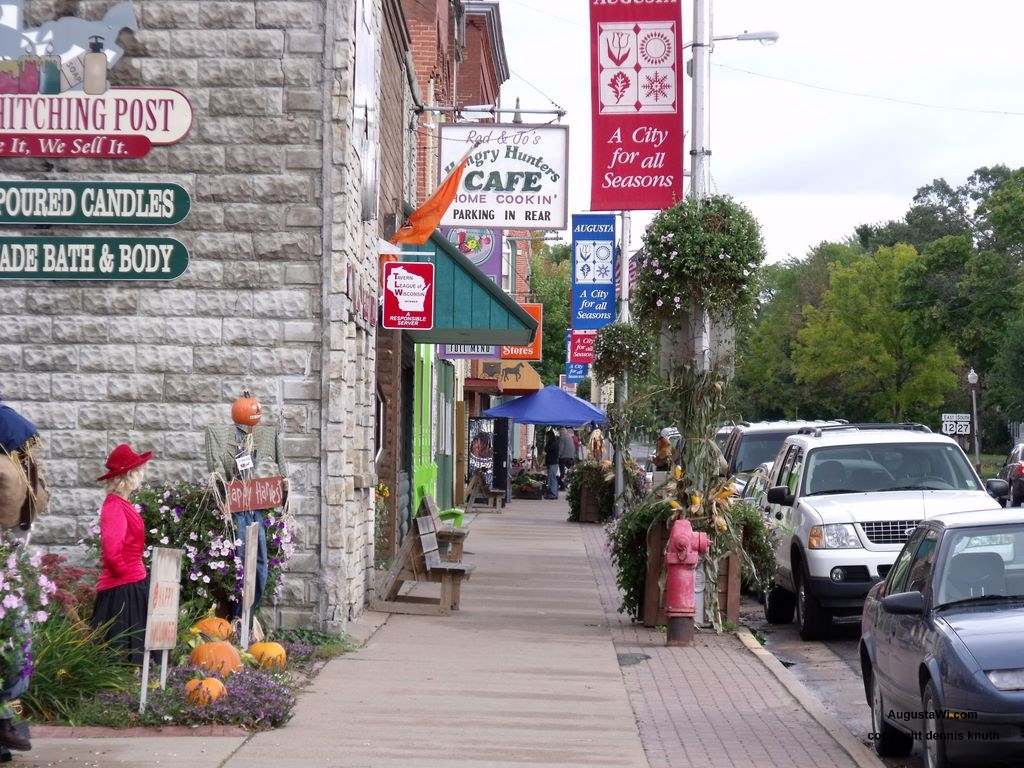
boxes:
[438,123,569,230]
[501,303,543,361]
[382,261,434,330]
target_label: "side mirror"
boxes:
[986,478,1009,498]
[766,485,794,506]
[882,591,925,616]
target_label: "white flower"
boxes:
[656,299,664,307]
[202,575,211,583]
[189,532,198,541]
[149,529,158,535]
[189,573,199,581]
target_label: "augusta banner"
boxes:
[438,123,569,230]
[589,0,684,211]
[571,213,617,330]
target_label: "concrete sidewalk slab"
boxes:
[227,501,648,768]
[14,736,246,767]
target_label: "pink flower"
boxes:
[34,610,47,622]
[656,299,664,307]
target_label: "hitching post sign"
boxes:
[438,123,569,230]
[0,236,189,280]
[0,181,191,226]
[589,0,685,211]
[382,261,435,330]
[571,213,617,330]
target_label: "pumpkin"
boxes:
[249,641,287,669]
[231,390,262,427]
[184,677,226,706]
[191,616,234,641]
[190,641,242,676]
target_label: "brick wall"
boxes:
[0,0,380,630]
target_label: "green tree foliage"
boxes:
[794,245,959,422]
[528,243,571,385]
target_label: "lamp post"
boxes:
[687,2,778,367]
[968,368,981,469]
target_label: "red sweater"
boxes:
[96,494,147,591]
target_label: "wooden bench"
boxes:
[419,496,468,563]
[371,514,475,616]
[464,471,505,513]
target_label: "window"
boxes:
[786,450,804,496]
[501,239,514,294]
[353,0,379,221]
[936,524,1024,605]
[734,431,792,474]
[907,530,939,593]
[887,529,925,594]
[374,387,385,463]
[773,446,798,489]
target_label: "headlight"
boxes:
[808,523,861,549]
[987,669,1024,691]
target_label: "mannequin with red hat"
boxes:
[89,444,153,665]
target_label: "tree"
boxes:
[794,245,959,421]
[528,244,571,385]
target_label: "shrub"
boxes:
[593,322,654,383]
[608,501,672,621]
[0,535,58,697]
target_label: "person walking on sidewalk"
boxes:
[544,429,560,500]
[558,427,576,489]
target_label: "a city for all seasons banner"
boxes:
[589,0,684,211]
[571,213,617,331]
[439,227,503,359]
[565,332,589,384]
[438,123,569,230]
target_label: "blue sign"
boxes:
[565,363,589,384]
[570,213,617,330]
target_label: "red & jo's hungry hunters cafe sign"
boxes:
[589,0,684,211]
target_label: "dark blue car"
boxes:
[860,510,1024,768]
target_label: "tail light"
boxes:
[1017,462,1024,478]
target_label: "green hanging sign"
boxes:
[0,237,189,281]
[0,181,191,226]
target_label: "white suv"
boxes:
[761,424,1009,640]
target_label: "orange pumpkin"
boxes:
[184,677,226,706]
[231,390,262,427]
[190,641,243,676]
[249,641,287,669]
[191,616,233,641]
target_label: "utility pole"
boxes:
[613,211,631,516]
[690,0,712,370]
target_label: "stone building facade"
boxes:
[0,0,387,629]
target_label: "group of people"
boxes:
[541,423,606,500]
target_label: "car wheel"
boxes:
[870,670,913,757]
[923,680,956,768]
[1012,483,1024,508]
[794,569,831,641]
[764,584,796,624]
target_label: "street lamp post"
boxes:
[968,368,981,469]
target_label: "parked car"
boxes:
[714,425,733,451]
[721,420,844,494]
[761,423,1009,640]
[860,510,1024,767]
[740,461,773,515]
[997,444,1024,507]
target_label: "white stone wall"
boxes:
[0,0,379,629]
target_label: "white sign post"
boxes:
[139,547,183,714]
[239,523,259,650]
[941,413,971,436]
[438,123,569,230]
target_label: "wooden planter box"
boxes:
[513,487,544,500]
[578,484,603,523]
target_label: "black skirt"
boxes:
[90,578,148,665]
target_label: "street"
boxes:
[741,597,923,768]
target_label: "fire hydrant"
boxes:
[664,518,710,646]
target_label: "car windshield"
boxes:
[802,442,981,496]
[734,432,789,474]
[935,524,1024,606]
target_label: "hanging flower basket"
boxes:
[593,322,653,383]
[634,195,765,328]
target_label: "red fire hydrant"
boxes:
[664,518,710,646]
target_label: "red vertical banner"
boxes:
[590,0,684,211]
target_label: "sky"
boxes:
[495,0,1024,263]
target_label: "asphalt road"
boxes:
[741,596,925,768]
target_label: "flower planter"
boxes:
[578,484,603,523]
[642,517,667,627]
[513,487,544,500]
[715,550,742,625]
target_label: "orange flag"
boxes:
[390,156,470,246]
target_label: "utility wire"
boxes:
[500,0,583,27]
[509,68,565,113]
[714,62,1024,117]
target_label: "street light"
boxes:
[967,368,981,468]
[715,30,779,44]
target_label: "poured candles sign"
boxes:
[0,181,191,225]
[0,2,193,158]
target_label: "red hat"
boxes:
[98,443,153,481]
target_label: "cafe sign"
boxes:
[0,181,191,225]
[0,236,189,280]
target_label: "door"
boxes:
[434,362,455,509]
[889,528,939,708]
[769,446,799,591]
[493,418,510,497]
[873,528,925,707]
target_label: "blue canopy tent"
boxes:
[483,385,606,427]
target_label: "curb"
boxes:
[736,628,886,768]
[31,724,247,739]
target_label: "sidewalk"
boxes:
[24,499,865,767]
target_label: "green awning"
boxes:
[400,227,538,345]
